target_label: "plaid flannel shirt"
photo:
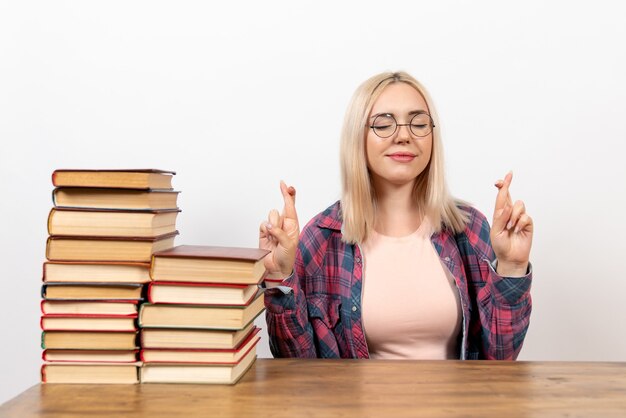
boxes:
[264,201,532,360]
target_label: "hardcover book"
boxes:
[138,291,265,330]
[150,245,269,284]
[46,231,178,262]
[140,328,260,364]
[147,282,259,305]
[41,314,138,332]
[140,347,257,385]
[140,323,257,350]
[41,331,138,350]
[41,362,141,384]
[41,283,143,300]
[41,300,138,316]
[42,349,138,363]
[43,261,151,284]
[52,169,175,189]
[47,208,180,237]
[53,187,180,210]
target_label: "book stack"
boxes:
[138,245,268,384]
[41,169,180,384]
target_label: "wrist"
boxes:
[496,260,529,277]
[264,270,292,282]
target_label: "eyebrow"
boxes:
[369,110,428,119]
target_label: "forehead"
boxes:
[370,82,428,115]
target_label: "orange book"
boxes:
[138,291,264,330]
[47,208,180,237]
[150,245,269,284]
[52,187,180,210]
[42,362,140,384]
[41,283,143,300]
[41,300,138,315]
[43,261,151,284]
[147,282,259,305]
[46,231,178,262]
[52,169,175,189]
[140,323,256,350]
[41,331,138,350]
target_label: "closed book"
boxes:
[42,283,143,301]
[41,331,138,350]
[141,323,256,350]
[41,300,138,316]
[42,349,138,363]
[150,245,269,284]
[147,282,259,305]
[42,362,141,384]
[46,231,178,262]
[43,261,151,284]
[138,291,265,330]
[47,208,180,237]
[41,314,138,332]
[140,347,257,385]
[52,187,180,210]
[141,328,260,364]
[52,169,175,189]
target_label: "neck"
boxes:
[372,179,423,237]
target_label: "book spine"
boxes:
[146,282,154,303]
[46,208,55,235]
[41,364,47,383]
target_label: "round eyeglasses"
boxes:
[369,113,435,138]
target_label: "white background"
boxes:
[1,0,625,405]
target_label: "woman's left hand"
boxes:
[490,171,533,277]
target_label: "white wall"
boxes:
[2,0,625,404]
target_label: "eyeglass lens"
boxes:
[371,113,433,138]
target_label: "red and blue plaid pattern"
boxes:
[264,201,532,360]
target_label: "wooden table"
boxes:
[2,359,626,417]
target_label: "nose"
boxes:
[393,124,412,144]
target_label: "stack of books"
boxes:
[41,169,180,384]
[138,245,268,384]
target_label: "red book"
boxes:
[140,327,261,364]
[41,314,138,332]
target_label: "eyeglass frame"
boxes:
[368,112,436,138]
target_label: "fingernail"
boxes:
[266,223,272,230]
[514,226,520,233]
[507,221,513,230]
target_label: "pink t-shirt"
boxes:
[361,217,462,359]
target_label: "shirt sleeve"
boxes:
[263,227,319,358]
[459,207,533,360]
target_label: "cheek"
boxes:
[365,135,379,167]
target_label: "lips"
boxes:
[387,152,416,162]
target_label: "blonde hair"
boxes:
[339,71,468,244]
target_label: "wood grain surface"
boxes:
[2,359,626,417]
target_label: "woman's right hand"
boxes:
[259,181,300,279]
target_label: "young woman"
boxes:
[259,71,533,360]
